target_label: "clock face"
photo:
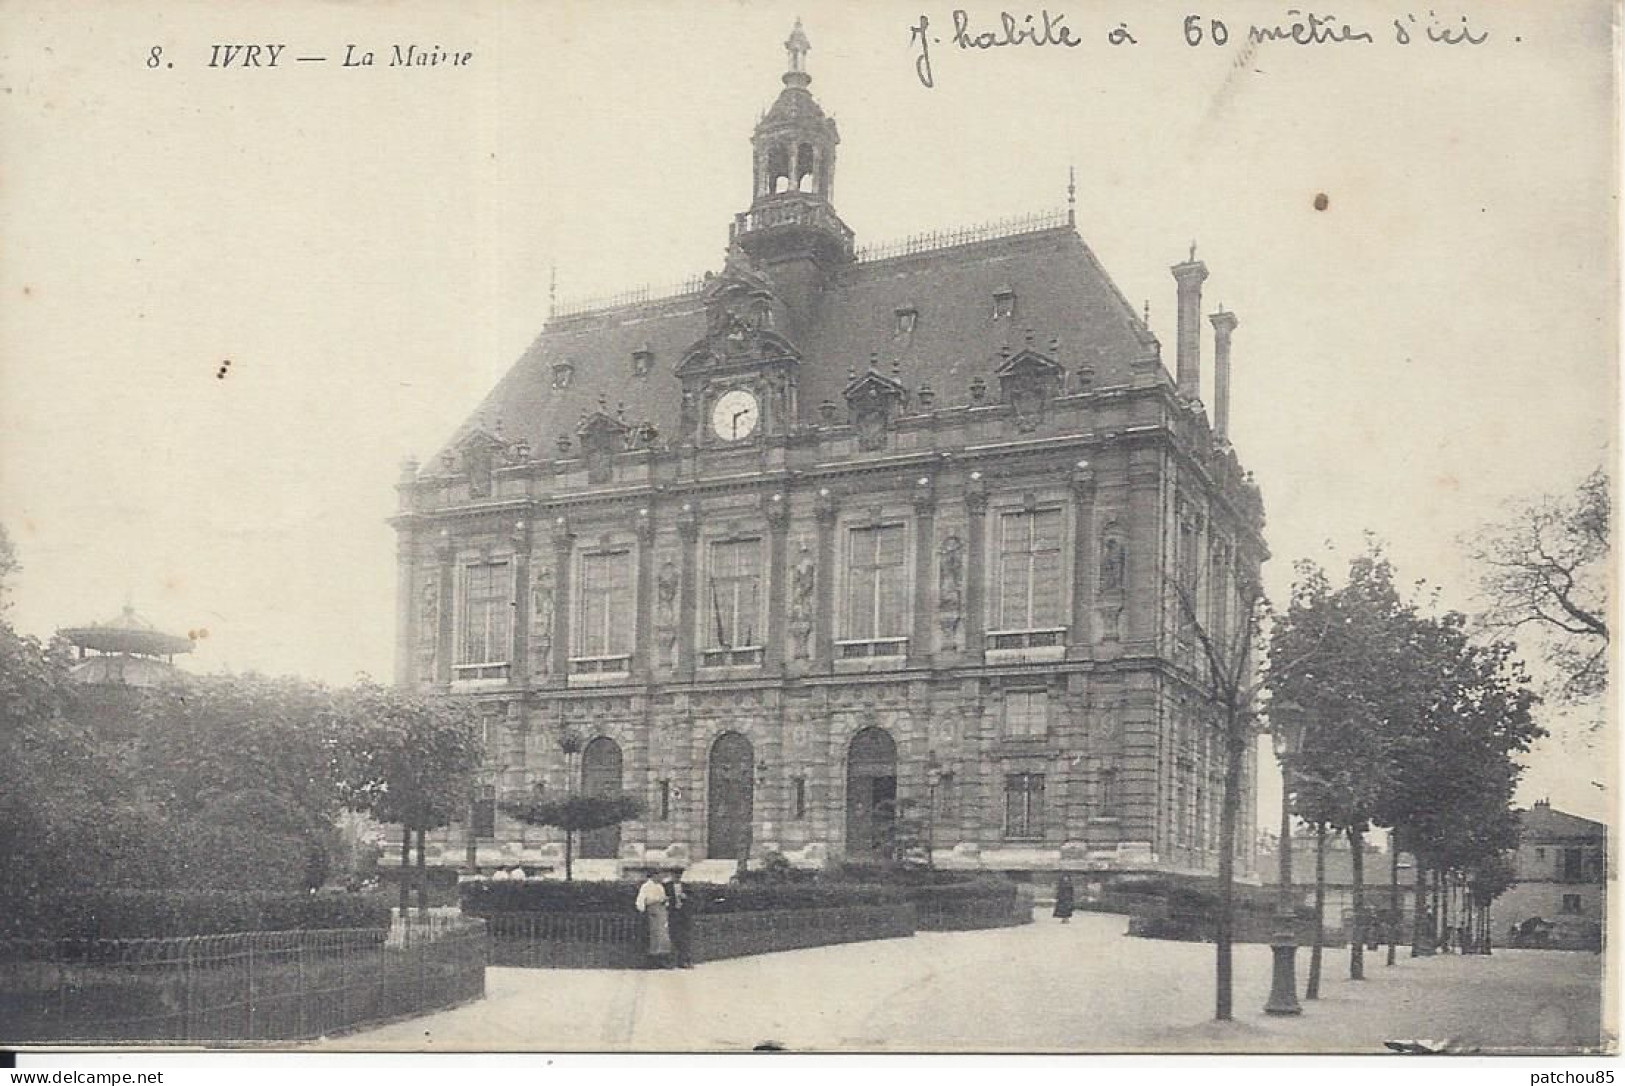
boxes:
[710,388,761,441]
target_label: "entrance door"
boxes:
[845,727,897,859]
[707,732,754,859]
[579,736,623,859]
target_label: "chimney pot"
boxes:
[1209,309,1239,442]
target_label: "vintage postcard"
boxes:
[0,0,1615,1061]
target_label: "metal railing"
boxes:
[0,916,486,1045]
[854,209,1070,264]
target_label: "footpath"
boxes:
[320,911,1607,1054]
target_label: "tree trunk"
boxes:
[1348,825,1366,979]
[399,825,411,917]
[1214,728,1244,1021]
[415,826,428,918]
[1307,822,1326,998]
[564,829,574,882]
[1387,840,1400,966]
[1411,854,1431,956]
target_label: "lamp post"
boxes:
[1264,700,1305,1017]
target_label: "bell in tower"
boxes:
[731,19,855,271]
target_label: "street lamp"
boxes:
[1264,699,1306,1017]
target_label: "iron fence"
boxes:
[0,916,486,1045]
[485,903,918,969]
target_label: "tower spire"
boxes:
[785,18,811,80]
[1067,165,1077,226]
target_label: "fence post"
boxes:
[296,938,307,1039]
[245,936,256,1040]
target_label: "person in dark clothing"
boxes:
[664,870,695,967]
[1052,874,1076,923]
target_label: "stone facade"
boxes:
[390,25,1266,880]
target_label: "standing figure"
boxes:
[664,870,695,968]
[1053,874,1076,923]
[635,872,673,967]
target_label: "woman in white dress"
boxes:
[635,874,672,967]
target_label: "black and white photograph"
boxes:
[0,0,1615,1062]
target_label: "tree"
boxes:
[1468,469,1608,703]
[133,672,353,891]
[1372,613,1542,955]
[335,681,484,914]
[1269,546,1419,982]
[500,790,642,881]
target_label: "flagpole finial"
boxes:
[1067,166,1076,225]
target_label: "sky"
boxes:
[0,0,1615,825]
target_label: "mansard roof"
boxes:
[1519,803,1606,842]
[432,224,1154,462]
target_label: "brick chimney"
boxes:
[1170,245,1208,402]
[1209,308,1238,441]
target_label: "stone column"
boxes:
[394,528,416,688]
[1068,461,1096,659]
[1126,448,1162,648]
[510,518,532,688]
[677,504,701,682]
[909,475,936,667]
[963,473,989,657]
[633,507,656,680]
[434,529,455,686]
[814,487,838,671]
[549,515,574,684]
[764,492,790,674]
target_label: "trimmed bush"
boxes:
[461,878,906,917]
[11,890,393,940]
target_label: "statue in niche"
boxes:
[656,559,680,626]
[417,577,439,678]
[789,542,816,660]
[531,570,554,675]
[656,557,681,669]
[1100,535,1127,593]
[937,534,964,612]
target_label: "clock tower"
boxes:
[728,19,854,347]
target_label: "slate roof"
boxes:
[1518,803,1605,842]
[434,223,1155,462]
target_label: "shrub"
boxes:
[461,878,906,917]
[8,890,393,940]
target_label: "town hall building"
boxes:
[391,24,1266,882]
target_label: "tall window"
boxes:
[1562,848,1585,882]
[991,508,1064,648]
[573,550,632,672]
[655,779,671,821]
[1004,689,1048,738]
[704,538,764,667]
[471,784,496,839]
[456,560,512,679]
[841,523,908,657]
[791,777,807,820]
[1005,773,1045,839]
[1098,767,1119,817]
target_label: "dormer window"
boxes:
[895,307,919,335]
[551,361,576,390]
[631,347,654,378]
[992,290,1017,320]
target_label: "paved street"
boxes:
[321,912,1607,1054]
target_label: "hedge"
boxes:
[461,878,907,917]
[8,890,394,940]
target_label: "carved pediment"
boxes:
[456,426,507,496]
[576,406,632,484]
[843,367,907,451]
[996,348,1065,432]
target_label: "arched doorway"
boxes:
[707,732,754,860]
[846,727,898,859]
[579,736,623,859]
